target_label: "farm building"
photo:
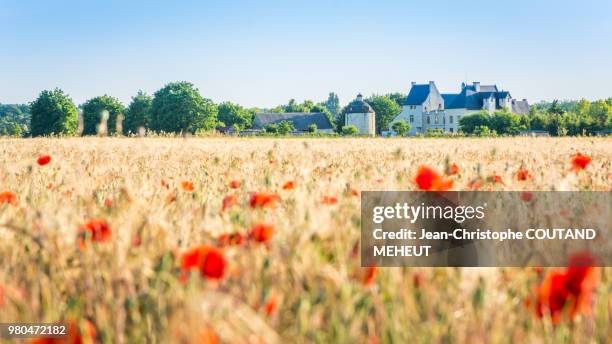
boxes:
[344,94,376,136]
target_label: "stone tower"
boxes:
[345,94,376,136]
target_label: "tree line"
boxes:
[1,83,611,137]
[459,99,612,136]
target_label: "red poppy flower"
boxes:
[161,179,169,189]
[37,155,51,166]
[264,295,278,316]
[414,166,453,191]
[181,181,195,192]
[195,328,220,344]
[104,198,113,208]
[249,192,280,209]
[362,267,377,286]
[0,191,17,205]
[571,152,592,172]
[447,163,460,176]
[217,232,245,246]
[31,319,97,344]
[282,181,296,190]
[78,219,112,247]
[0,284,4,308]
[166,192,177,205]
[351,189,360,197]
[467,179,482,190]
[534,251,600,323]
[490,175,504,185]
[181,245,227,280]
[250,223,275,243]
[412,272,423,289]
[322,196,338,205]
[221,194,238,213]
[516,167,530,181]
[229,180,241,189]
[521,192,533,202]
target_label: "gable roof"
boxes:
[405,84,432,105]
[253,112,333,131]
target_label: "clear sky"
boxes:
[1,0,610,108]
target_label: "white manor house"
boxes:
[387,81,530,136]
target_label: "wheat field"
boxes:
[0,137,610,343]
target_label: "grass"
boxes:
[0,137,610,343]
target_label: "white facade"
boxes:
[345,112,375,136]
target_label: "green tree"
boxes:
[218,102,253,131]
[124,91,152,134]
[150,82,218,134]
[366,95,401,134]
[82,95,125,135]
[459,112,490,134]
[489,111,524,135]
[325,92,340,119]
[391,120,411,136]
[30,88,78,137]
[341,125,359,136]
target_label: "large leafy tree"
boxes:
[365,95,401,134]
[217,101,253,131]
[30,88,78,137]
[150,82,218,134]
[82,95,125,135]
[459,112,490,134]
[124,91,153,134]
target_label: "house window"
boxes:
[449,128,454,133]
[409,115,414,123]
[434,115,438,124]
[426,116,430,125]
[449,116,453,124]
[443,116,445,125]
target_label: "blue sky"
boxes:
[1,0,611,108]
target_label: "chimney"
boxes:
[411,81,416,86]
[356,93,363,101]
[522,99,527,102]
[429,81,435,85]
[473,82,480,92]
[461,82,466,89]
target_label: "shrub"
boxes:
[341,125,359,136]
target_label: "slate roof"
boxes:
[405,82,529,114]
[511,100,530,115]
[252,112,334,131]
[405,84,433,105]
